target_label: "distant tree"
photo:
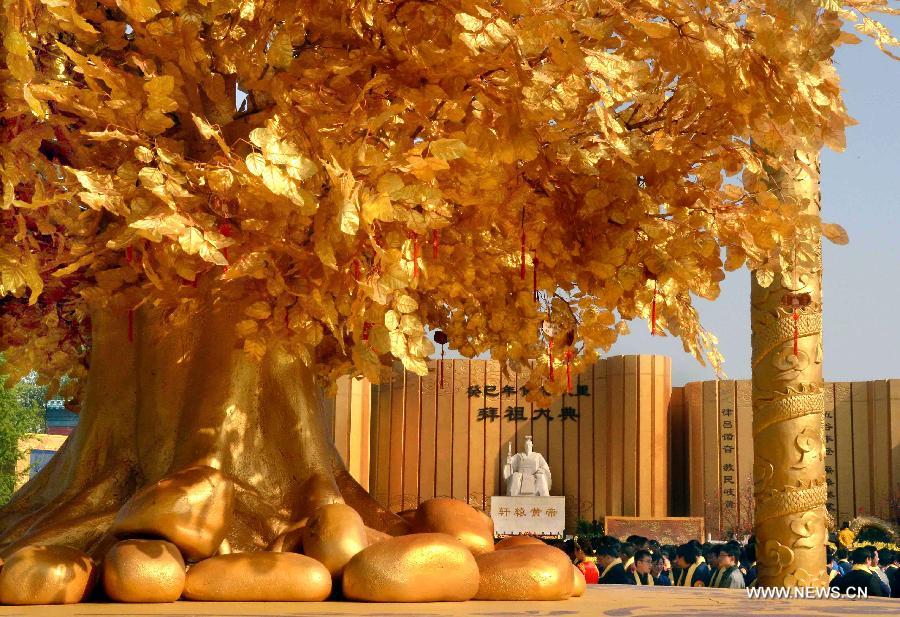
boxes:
[0,358,45,505]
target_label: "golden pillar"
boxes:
[751,150,829,587]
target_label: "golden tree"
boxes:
[0,0,895,579]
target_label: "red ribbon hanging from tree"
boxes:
[565,350,573,393]
[362,321,372,343]
[126,246,133,264]
[548,338,554,380]
[519,207,526,280]
[793,308,799,357]
[533,255,539,302]
[432,230,439,260]
[434,331,448,389]
[651,280,658,336]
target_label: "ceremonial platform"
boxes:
[0,586,894,617]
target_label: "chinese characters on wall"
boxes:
[469,384,589,423]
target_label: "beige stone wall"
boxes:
[14,433,68,490]
[366,355,671,528]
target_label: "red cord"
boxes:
[793,309,799,356]
[548,338,554,380]
[533,256,539,301]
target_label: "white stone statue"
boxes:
[503,436,552,497]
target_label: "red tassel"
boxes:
[412,234,420,278]
[432,230,439,260]
[127,309,134,343]
[793,309,799,357]
[548,338,554,380]
[363,321,372,342]
[651,280,658,336]
[519,207,526,280]
[126,246,133,264]
[219,223,232,272]
[533,255,539,301]
[565,350,573,393]
[440,345,445,389]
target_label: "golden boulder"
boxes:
[302,504,368,577]
[365,526,391,545]
[109,465,234,561]
[342,533,479,602]
[412,498,494,556]
[0,545,96,605]
[571,565,586,597]
[495,536,546,550]
[103,539,185,603]
[474,544,573,600]
[183,552,331,601]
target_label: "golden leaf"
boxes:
[822,222,849,245]
[117,0,161,22]
[394,294,418,314]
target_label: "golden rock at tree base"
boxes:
[495,536,546,550]
[0,545,96,605]
[364,526,391,545]
[412,498,494,556]
[183,552,331,601]
[302,503,368,577]
[474,544,573,601]
[571,565,586,597]
[102,539,185,603]
[109,465,234,562]
[342,533,479,602]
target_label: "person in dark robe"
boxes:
[620,541,637,573]
[596,540,633,585]
[835,546,852,576]
[674,543,711,587]
[740,542,757,588]
[631,549,655,585]
[651,550,672,586]
[826,545,841,585]
[833,547,885,597]
[711,544,745,589]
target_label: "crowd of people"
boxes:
[549,535,900,597]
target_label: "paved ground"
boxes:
[0,585,896,616]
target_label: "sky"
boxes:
[608,24,900,385]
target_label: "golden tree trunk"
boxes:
[0,291,403,559]
[751,151,829,587]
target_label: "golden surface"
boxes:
[342,533,479,602]
[412,498,494,556]
[750,152,828,587]
[182,552,331,602]
[0,545,95,605]
[571,565,586,597]
[364,526,391,545]
[474,544,573,601]
[3,586,900,617]
[102,539,185,603]
[110,466,234,562]
[302,503,368,577]
[494,536,546,550]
